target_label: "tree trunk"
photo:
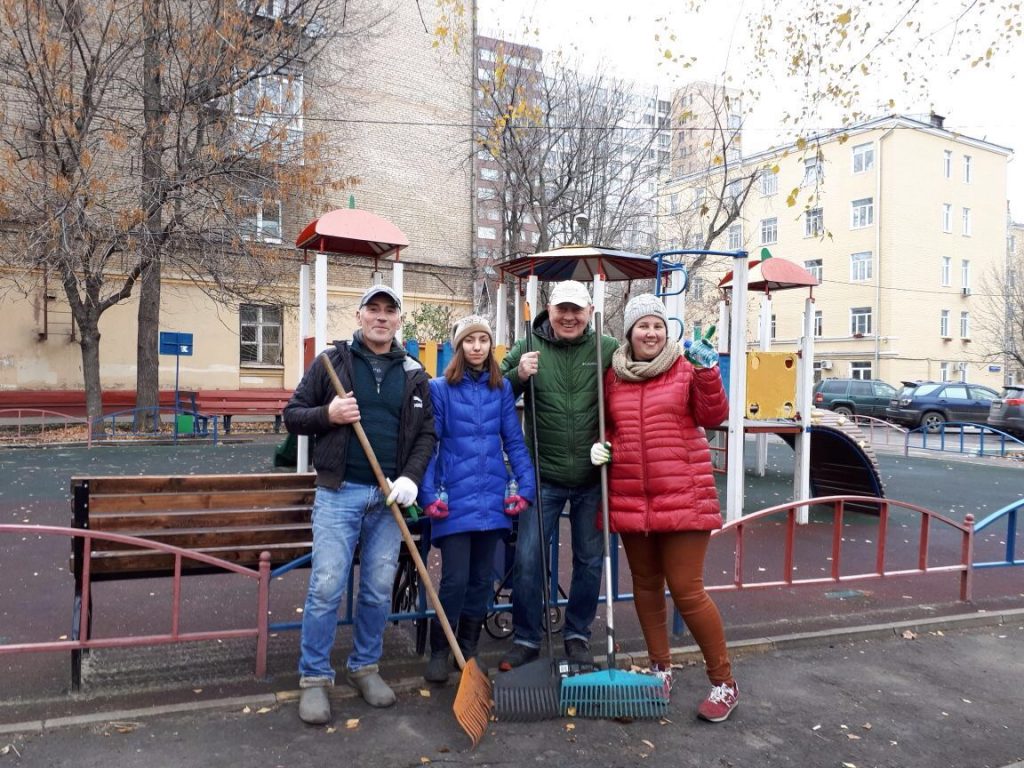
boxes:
[78,318,105,437]
[135,0,164,431]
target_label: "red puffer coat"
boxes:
[603,357,729,533]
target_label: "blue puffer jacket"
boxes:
[418,370,537,543]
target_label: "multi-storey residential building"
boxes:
[2,1,476,393]
[670,80,743,177]
[659,113,1013,389]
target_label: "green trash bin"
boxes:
[176,413,195,434]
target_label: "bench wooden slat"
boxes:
[90,525,312,551]
[88,507,312,531]
[75,474,315,494]
[87,489,315,514]
[87,542,314,576]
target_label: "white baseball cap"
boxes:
[548,280,592,308]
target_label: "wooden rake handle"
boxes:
[318,353,466,669]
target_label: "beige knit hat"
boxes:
[452,314,493,348]
[623,293,668,336]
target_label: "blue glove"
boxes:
[684,326,719,369]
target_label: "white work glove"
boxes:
[590,441,612,466]
[385,476,418,507]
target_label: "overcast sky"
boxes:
[477,0,1024,220]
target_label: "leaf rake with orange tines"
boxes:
[319,353,491,747]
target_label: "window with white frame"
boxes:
[727,223,742,249]
[850,251,872,281]
[760,217,778,245]
[963,155,972,183]
[813,310,823,337]
[804,259,823,282]
[852,143,874,173]
[851,197,873,228]
[771,314,777,340]
[240,304,283,365]
[850,361,872,380]
[942,203,952,233]
[960,311,970,338]
[961,259,971,289]
[941,256,951,286]
[235,73,304,153]
[240,198,282,243]
[805,207,823,237]
[943,150,952,178]
[480,167,500,181]
[670,192,679,214]
[939,361,950,381]
[477,226,496,239]
[802,156,823,186]
[761,170,778,196]
[962,207,972,236]
[850,307,872,336]
[940,309,950,337]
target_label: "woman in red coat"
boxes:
[590,293,738,723]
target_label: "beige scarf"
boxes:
[611,340,682,382]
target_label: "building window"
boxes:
[850,307,872,336]
[850,251,872,281]
[813,310,823,337]
[963,155,972,183]
[240,304,283,365]
[852,143,874,173]
[962,207,972,236]
[476,187,496,200]
[850,361,872,380]
[804,259,823,281]
[942,203,952,233]
[728,223,742,250]
[771,314,777,340]
[760,170,777,196]
[480,167,500,181]
[939,361,950,381]
[961,259,971,290]
[235,73,304,153]
[941,256,951,286]
[940,309,950,337]
[477,226,496,239]
[670,192,679,214]
[802,157,823,186]
[241,198,282,243]
[943,149,952,178]
[851,198,873,228]
[804,207,823,237]
[960,311,970,339]
[760,217,778,245]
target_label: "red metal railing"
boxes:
[708,495,974,601]
[0,525,271,678]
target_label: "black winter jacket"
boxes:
[283,339,436,489]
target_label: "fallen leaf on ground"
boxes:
[641,739,655,749]
[256,707,272,714]
[901,630,917,640]
[242,706,252,714]
[346,719,359,729]
[325,727,336,734]
[847,733,861,740]
[419,689,431,698]
[565,723,575,731]
[862,723,872,730]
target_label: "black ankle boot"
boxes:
[456,617,484,664]
[424,619,450,683]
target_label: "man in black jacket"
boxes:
[284,285,435,724]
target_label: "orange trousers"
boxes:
[620,530,733,685]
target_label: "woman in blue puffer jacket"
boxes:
[418,315,536,684]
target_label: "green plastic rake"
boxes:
[558,309,669,720]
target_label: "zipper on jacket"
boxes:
[639,383,652,535]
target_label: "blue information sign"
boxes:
[159,331,194,357]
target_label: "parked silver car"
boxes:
[987,386,1024,437]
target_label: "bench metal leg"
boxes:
[223,415,232,434]
[274,415,282,433]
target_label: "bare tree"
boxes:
[0,0,377,427]
[975,240,1024,379]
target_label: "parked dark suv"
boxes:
[886,381,999,431]
[812,378,896,418]
[987,386,1024,437]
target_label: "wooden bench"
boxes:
[0,390,196,418]
[194,389,292,433]
[69,472,429,690]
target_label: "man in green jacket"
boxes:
[498,280,619,669]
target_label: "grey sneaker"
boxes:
[298,685,331,724]
[346,664,397,708]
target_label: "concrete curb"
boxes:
[3,607,1021,737]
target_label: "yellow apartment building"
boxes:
[659,113,1014,390]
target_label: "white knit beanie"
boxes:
[623,294,668,336]
[452,314,493,348]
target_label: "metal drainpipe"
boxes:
[876,126,897,375]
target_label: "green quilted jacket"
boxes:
[500,310,619,487]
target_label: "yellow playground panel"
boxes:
[745,351,799,420]
[414,341,507,378]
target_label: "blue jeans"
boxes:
[298,482,401,683]
[511,482,603,648]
